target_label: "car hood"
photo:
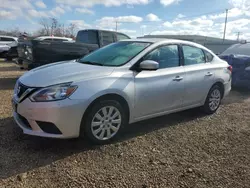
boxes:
[19,60,115,87]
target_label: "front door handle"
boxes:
[173,76,183,81]
[205,72,213,76]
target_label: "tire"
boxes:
[81,100,127,144]
[202,85,222,114]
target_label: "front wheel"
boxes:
[81,100,127,144]
[202,85,222,114]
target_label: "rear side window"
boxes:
[182,45,205,65]
[0,37,15,41]
[102,31,115,46]
[116,33,130,41]
[76,31,98,44]
[204,50,214,62]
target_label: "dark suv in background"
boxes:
[17,29,130,69]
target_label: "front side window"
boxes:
[143,45,180,69]
[79,41,151,66]
[183,45,205,65]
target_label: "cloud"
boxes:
[35,1,47,9]
[28,6,66,18]
[209,8,244,19]
[97,16,143,28]
[55,0,150,7]
[28,9,48,18]
[177,14,185,19]
[0,10,17,20]
[118,29,136,33]
[75,8,94,15]
[163,21,172,27]
[59,4,72,11]
[0,0,33,10]
[68,20,91,29]
[146,13,161,21]
[160,0,181,6]
[229,0,250,9]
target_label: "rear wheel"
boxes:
[81,100,127,144]
[202,85,222,114]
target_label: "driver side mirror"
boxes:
[139,60,159,71]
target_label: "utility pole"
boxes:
[115,21,118,31]
[223,9,228,42]
[236,32,241,41]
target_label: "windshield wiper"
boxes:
[79,61,103,66]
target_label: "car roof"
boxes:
[0,35,18,40]
[34,36,73,41]
[121,38,214,53]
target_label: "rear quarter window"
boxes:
[204,50,214,62]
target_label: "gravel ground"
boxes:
[0,60,250,188]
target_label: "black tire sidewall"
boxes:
[203,85,222,114]
[82,100,127,144]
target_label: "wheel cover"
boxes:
[91,106,122,141]
[209,89,221,111]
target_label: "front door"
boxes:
[134,44,185,119]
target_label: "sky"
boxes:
[0,0,250,40]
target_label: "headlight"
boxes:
[30,83,77,102]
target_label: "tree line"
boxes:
[0,18,78,39]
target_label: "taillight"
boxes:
[227,65,232,73]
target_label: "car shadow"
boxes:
[0,77,18,90]
[0,107,206,180]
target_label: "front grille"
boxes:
[16,82,38,102]
[17,83,29,98]
[17,114,32,129]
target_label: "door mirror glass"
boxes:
[139,60,159,70]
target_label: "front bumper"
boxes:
[12,97,88,139]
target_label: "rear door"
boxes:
[181,45,215,107]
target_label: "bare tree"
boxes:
[37,18,78,38]
[39,18,50,35]
[68,23,77,37]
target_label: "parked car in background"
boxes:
[0,36,18,60]
[17,29,130,69]
[219,42,250,89]
[33,36,73,42]
[12,39,231,144]
[17,36,73,69]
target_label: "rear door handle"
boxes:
[205,72,213,76]
[173,76,183,81]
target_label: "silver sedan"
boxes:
[12,39,232,144]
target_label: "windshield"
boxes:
[78,41,151,66]
[221,43,250,56]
